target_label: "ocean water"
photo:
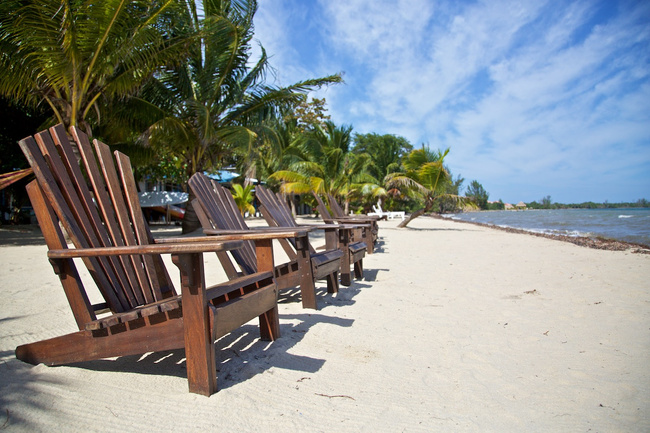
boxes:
[444,208,650,247]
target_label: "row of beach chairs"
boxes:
[15,125,383,396]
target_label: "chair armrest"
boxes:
[342,215,381,221]
[296,223,341,230]
[196,228,311,239]
[335,223,371,229]
[47,240,244,259]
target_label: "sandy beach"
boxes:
[1,215,648,432]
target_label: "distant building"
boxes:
[504,203,514,210]
[516,201,527,210]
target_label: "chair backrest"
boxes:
[188,173,257,275]
[327,194,346,218]
[312,193,334,220]
[256,186,299,229]
[19,125,174,322]
[256,185,312,257]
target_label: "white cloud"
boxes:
[253,0,650,202]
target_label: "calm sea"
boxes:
[444,208,650,247]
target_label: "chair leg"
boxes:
[173,253,217,397]
[354,259,363,280]
[326,271,339,293]
[363,228,373,254]
[339,229,352,286]
[340,264,352,286]
[259,305,280,341]
[296,237,317,309]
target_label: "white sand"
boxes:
[1,216,648,432]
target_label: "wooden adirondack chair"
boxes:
[312,192,375,254]
[16,124,301,396]
[189,172,335,309]
[255,185,365,287]
[327,194,379,243]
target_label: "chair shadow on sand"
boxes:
[59,279,363,391]
[38,310,355,392]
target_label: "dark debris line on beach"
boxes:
[428,214,650,254]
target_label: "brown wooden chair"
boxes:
[312,192,375,254]
[16,124,304,396]
[189,172,340,309]
[255,185,365,287]
[327,193,380,242]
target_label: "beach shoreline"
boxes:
[3,211,650,252]
[433,214,650,253]
[1,216,649,431]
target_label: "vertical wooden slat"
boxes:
[68,126,144,305]
[143,221,176,297]
[115,151,164,301]
[49,126,139,308]
[93,139,156,304]
[213,180,258,273]
[192,197,240,280]
[26,180,95,329]
[188,173,257,275]
[20,134,127,312]
[257,208,297,260]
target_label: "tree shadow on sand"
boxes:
[0,352,69,431]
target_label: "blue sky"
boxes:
[252,0,650,204]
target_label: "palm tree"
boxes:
[352,132,413,211]
[142,0,341,232]
[386,146,473,228]
[271,121,383,213]
[0,0,190,134]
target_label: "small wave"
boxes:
[618,215,633,219]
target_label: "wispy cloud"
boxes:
[254,0,650,202]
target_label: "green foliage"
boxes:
[231,183,256,216]
[136,150,189,186]
[0,0,191,133]
[466,180,489,209]
[287,97,331,132]
[352,133,413,181]
[487,200,505,210]
[436,173,466,213]
[386,146,476,226]
[270,121,384,213]
[387,146,451,198]
[526,198,650,210]
[142,0,342,179]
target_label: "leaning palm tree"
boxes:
[386,146,474,228]
[0,0,191,134]
[143,0,341,233]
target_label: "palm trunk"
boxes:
[397,208,424,228]
[397,198,434,228]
